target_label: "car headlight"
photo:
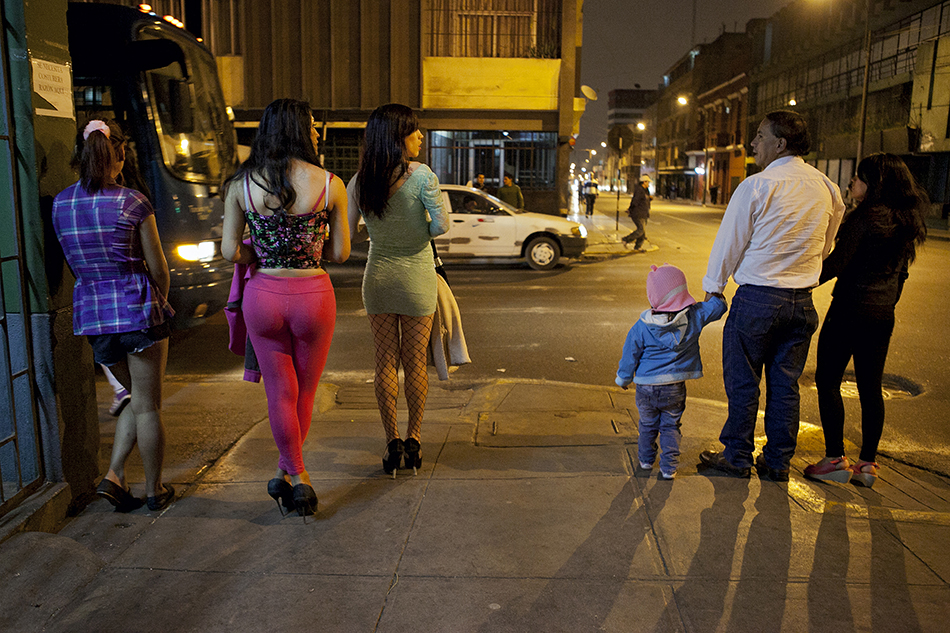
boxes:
[176,241,216,262]
[572,224,588,238]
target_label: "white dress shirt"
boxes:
[703,156,845,294]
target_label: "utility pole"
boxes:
[615,136,622,231]
[691,0,697,46]
[856,0,872,165]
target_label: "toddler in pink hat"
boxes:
[616,264,727,479]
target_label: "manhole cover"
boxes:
[803,372,921,400]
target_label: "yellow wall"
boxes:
[422,57,561,110]
[216,55,245,107]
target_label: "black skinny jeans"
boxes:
[815,300,895,462]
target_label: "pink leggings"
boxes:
[243,272,336,475]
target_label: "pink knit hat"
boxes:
[646,264,696,312]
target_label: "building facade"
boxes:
[697,72,749,205]
[747,0,950,221]
[652,29,755,203]
[192,0,586,214]
[605,88,656,192]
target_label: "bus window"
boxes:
[139,27,235,185]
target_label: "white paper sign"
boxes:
[31,58,74,119]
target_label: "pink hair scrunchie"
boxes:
[82,120,111,141]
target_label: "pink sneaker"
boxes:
[850,461,879,488]
[804,456,852,483]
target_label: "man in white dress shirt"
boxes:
[699,110,846,481]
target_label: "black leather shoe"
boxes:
[96,478,144,513]
[699,450,752,478]
[146,484,175,511]
[755,454,790,482]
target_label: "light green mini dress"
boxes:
[357,165,449,316]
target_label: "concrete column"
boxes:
[4,0,99,514]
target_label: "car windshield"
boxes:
[481,191,523,214]
[139,26,236,184]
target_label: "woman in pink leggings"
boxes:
[222,99,350,516]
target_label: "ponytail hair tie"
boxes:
[83,120,111,141]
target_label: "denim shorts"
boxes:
[88,322,172,366]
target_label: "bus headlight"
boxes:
[176,241,216,262]
[572,224,588,238]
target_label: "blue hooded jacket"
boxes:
[616,296,727,387]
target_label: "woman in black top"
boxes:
[804,153,928,488]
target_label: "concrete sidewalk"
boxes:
[2,377,949,632]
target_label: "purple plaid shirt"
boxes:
[53,182,174,335]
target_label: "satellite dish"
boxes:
[581,85,598,101]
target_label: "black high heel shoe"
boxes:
[267,478,294,516]
[404,438,422,476]
[383,438,404,479]
[292,483,318,517]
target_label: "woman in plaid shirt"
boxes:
[53,119,175,513]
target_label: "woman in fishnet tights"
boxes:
[348,104,449,476]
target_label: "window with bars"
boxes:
[427,0,561,58]
[427,130,557,190]
[756,0,950,114]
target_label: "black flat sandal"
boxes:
[146,484,175,511]
[96,478,144,513]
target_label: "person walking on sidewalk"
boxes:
[700,110,845,481]
[616,265,727,480]
[347,104,449,477]
[804,153,928,488]
[622,177,652,251]
[581,176,598,216]
[222,99,351,517]
[53,119,175,512]
[496,173,525,210]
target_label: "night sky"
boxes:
[576,0,792,152]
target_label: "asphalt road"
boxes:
[165,198,950,475]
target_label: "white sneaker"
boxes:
[109,390,131,417]
[660,470,676,480]
[639,461,652,470]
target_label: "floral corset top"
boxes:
[243,172,331,269]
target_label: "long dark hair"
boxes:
[224,98,321,211]
[76,119,125,193]
[355,103,419,219]
[854,152,928,264]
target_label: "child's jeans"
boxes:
[636,382,687,474]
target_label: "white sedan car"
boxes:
[434,185,588,270]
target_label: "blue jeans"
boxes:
[636,382,687,474]
[720,285,819,470]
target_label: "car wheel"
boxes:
[525,236,560,271]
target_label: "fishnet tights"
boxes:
[369,313,434,443]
